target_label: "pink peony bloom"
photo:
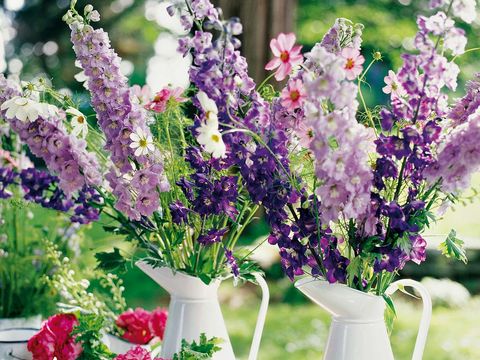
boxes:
[149,307,168,340]
[265,33,303,81]
[27,313,82,360]
[383,70,407,97]
[280,79,305,111]
[115,346,157,360]
[340,47,365,81]
[145,87,187,113]
[116,308,154,345]
[27,328,56,360]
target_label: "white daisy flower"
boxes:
[197,91,218,125]
[66,107,88,138]
[1,96,42,122]
[129,127,154,157]
[197,121,226,158]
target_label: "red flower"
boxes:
[27,313,82,360]
[27,328,56,360]
[149,307,168,340]
[116,308,154,344]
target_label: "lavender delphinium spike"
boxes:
[0,75,102,195]
[68,20,169,219]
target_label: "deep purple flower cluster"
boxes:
[177,147,239,221]
[69,22,169,219]
[224,247,239,277]
[197,228,227,245]
[176,1,317,278]
[0,75,102,196]
[0,166,101,224]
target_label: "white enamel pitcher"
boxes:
[137,261,269,360]
[0,328,38,360]
[295,277,432,360]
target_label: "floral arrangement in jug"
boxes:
[0,0,286,284]
[1,0,478,326]
[255,0,477,302]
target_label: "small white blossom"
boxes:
[66,107,88,138]
[1,96,42,122]
[129,127,155,156]
[196,121,226,158]
[197,91,218,125]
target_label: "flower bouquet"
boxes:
[0,0,275,357]
[247,0,476,358]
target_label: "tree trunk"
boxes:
[214,0,298,84]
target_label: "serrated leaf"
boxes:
[95,247,127,272]
[439,229,467,264]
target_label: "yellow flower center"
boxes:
[211,134,220,143]
[77,116,85,124]
[290,90,300,101]
[139,138,148,147]
[280,51,289,62]
[345,58,355,70]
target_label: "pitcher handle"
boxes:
[386,279,432,360]
[247,273,270,360]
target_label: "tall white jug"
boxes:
[295,277,432,360]
[137,261,269,360]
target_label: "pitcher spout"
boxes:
[294,277,385,321]
[136,261,220,299]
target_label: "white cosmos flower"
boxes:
[197,121,226,158]
[66,107,88,138]
[129,127,154,157]
[197,91,218,125]
[1,96,43,122]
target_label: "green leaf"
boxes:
[173,333,222,360]
[346,257,362,279]
[439,230,468,264]
[95,247,127,272]
[383,294,396,336]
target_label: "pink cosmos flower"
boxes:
[280,79,305,111]
[145,87,187,113]
[383,70,407,97]
[131,85,152,105]
[265,33,303,81]
[27,313,82,360]
[340,47,365,81]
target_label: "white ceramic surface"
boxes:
[0,316,42,331]
[0,328,37,360]
[295,278,432,360]
[136,261,269,360]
